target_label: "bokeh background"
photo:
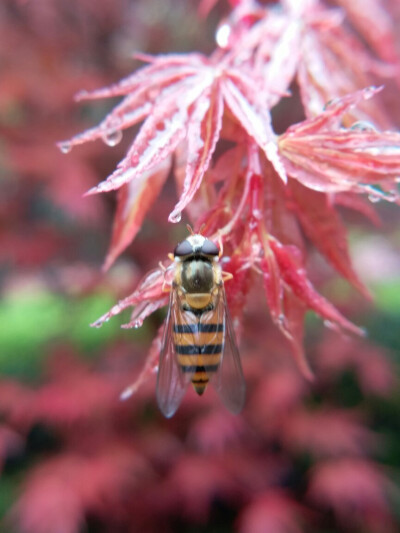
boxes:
[1,1,400,532]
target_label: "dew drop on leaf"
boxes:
[252,208,263,221]
[170,211,182,223]
[364,85,378,100]
[368,194,381,203]
[278,314,286,327]
[120,387,134,401]
[350,121,377,132]
[359,326,368,338]
[102,129,123,147]
[323,98,338,110]
[385,191,399,203]
[75,89,89,100]
[362,184,399,203]
[58,141,72,154]
[216,22,231,49]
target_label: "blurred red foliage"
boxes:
[1,328,397,532]
[308,458,397,532]
[1,0,400,532]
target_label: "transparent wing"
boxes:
[211,285,246,414]
[156,287,192,418]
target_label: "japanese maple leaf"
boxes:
[218,0,395,126]
[293,6,394,126]
[334,0,400,64]
[238,491,305,533]
[59,52,286,267]
[278,87,400,201]
[11,448,149,533]
[308,458,396,531]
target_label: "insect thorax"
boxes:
[181,258,215,294]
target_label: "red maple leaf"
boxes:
[279,87,400,199]
[308,458,396,531]
[59,49,286,263]
[238,491,305,533]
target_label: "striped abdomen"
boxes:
[173,319,224,395]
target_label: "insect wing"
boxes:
[156,288,192,418]
[211,286,246,414]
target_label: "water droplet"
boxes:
[362,184,399,204]
[133,319,143,329]
[102,129,123,147]
[120,387,133,401]
[364,86,378,100]
[386,192,399,203]
[323,320,337,330]
[368,194,381,203]
[251,242,262,257]
[58,141,72,154]
[216,22,231,49]
[252,208,263,221]
[91,316,108,328]
[350,120,377,132]
[76,89,89,100]
[323,98,338,110]
[278,314,286,327]
[170,211,182,223]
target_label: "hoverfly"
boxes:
[156,233,246,418]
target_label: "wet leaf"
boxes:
[269,238,364,336]
[86,75,211,194]
[297,16,392,127]
[91,265,172,329]
[103,156,172,270]
[221,70,287,183]
[336,0,400,63]
[169,82,223,222]
[290,180,371,298]
[279,87,400,198]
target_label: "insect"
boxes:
[156,232,246,418]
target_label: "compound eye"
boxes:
[174,239,193,257]
[201,239,219,256]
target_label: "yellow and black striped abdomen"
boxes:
[173,321,224,395]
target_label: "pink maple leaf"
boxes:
[335,0,400,64]
[282,409,377,457]
[308,458,396,531]
[316,333,396,397]
[238,491,305,533]
[103,156,172,270]
[279,87,400,201]
[10,448,149,533]
[60,50,286,246]
[163,454,240,522]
